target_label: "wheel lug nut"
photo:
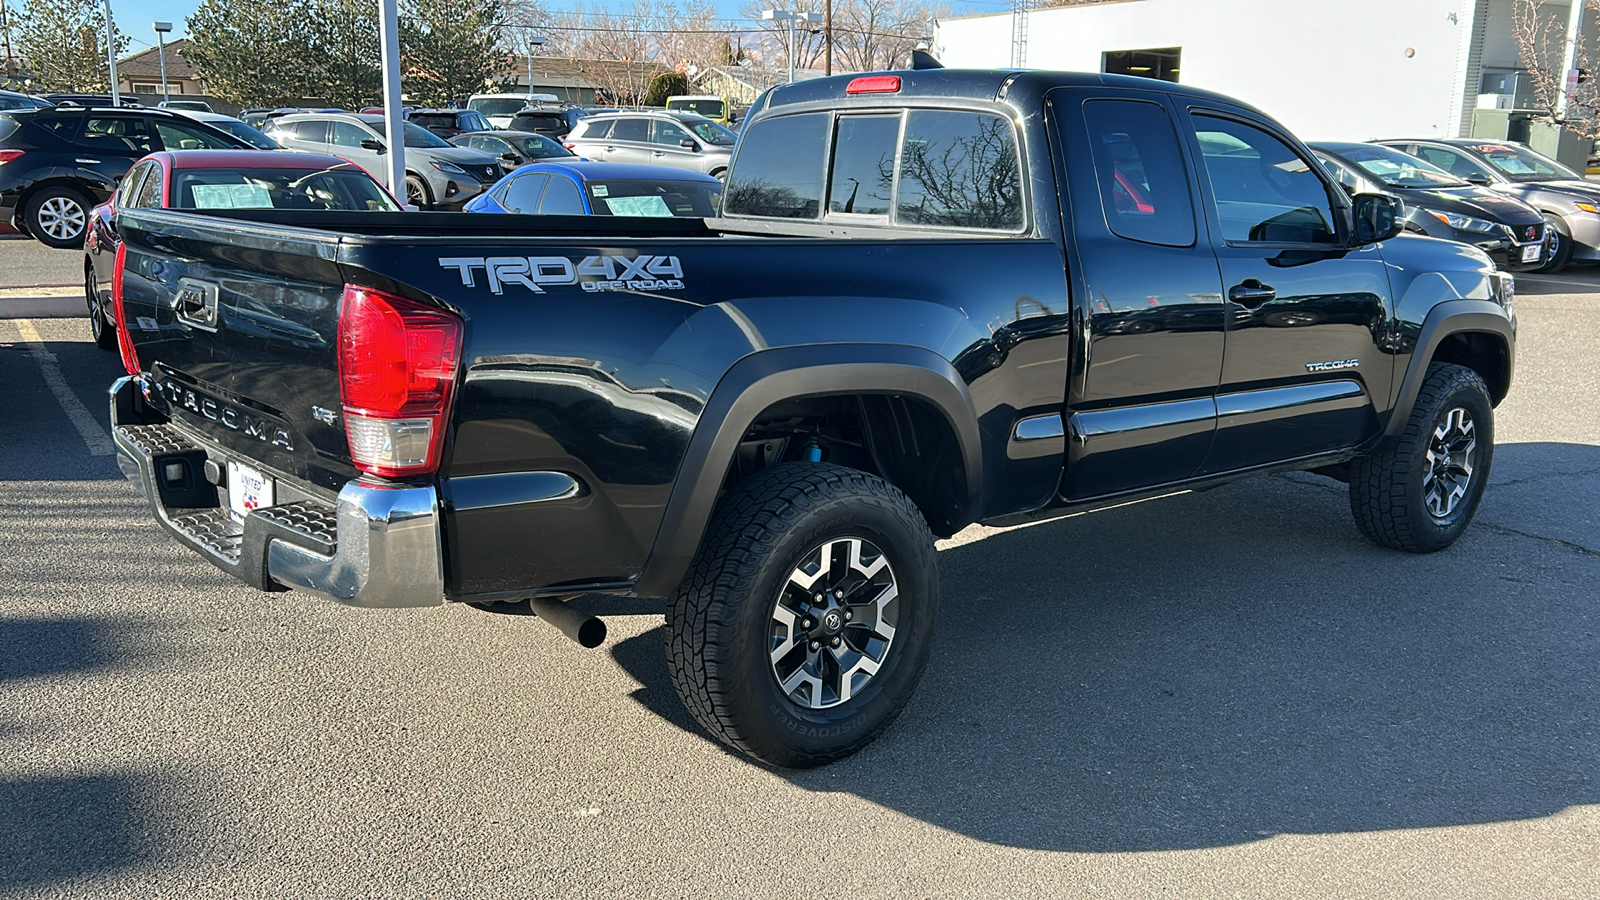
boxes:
[830,637,841,647]
[834,590,843,598]
[814,594,823,602]
[842,610,851,621]
[802,618,814,629]
[809,641,820,650]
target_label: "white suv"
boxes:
[265,112,502,209]
[565,112,737,178]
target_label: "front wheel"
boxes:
[86,265,116,350]
[404,174,432,209]
[1537,215,1573,273]
[665,463,939,767]
[1349,363,1494,552]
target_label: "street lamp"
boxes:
[153,21,172,104]
[525,34,546,102]
[762,8,823,84]
[101,0,119,106]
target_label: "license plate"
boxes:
[1522,244,1541,263]
[227,460,274,520]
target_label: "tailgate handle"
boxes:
[172,278,221,331]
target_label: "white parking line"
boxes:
[12,319,115,456]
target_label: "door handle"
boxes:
[76,158,102,165]
[653,151,665,156]
[1228,280,1277,308]
[604,146,616,152]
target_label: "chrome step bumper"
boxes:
[110,375,445,608]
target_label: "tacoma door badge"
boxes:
[1305,358,1360,372]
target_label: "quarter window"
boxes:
[131,163,164,208]
[723,112,827,219]
[896,109,1023,230]
[538,177,585,215]
[1192,114,1337,244]
[501,173,549,213]
[827,115,898,217]
[580,119,613,140]
[1082,100,1195,247]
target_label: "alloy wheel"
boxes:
[1423,407,1477,520]
[38,196,86,242]
[86,271,103,341]
[769,536,899,709]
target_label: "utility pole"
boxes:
[153,21,172,104]
[2,0,16,86]
[824,0,832,76]
[1557,0,1585,119]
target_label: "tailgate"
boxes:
[117,210,355,494]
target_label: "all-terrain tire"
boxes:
[1349,363,1494,552]
[665,462,939,768]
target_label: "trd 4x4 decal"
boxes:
[440,254,685,294]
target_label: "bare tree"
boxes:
[1513,0,1600,139]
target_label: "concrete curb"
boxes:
[0,287,85,319]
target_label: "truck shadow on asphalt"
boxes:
[609,441,1599,851]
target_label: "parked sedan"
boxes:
[463,161,721,217]
[1378,137,1600,271]
[83,149,400,349]
[1311,142,1548,271]
[564,111,736,178]
[449,130,575,174]
[507,107,586,140]
[0,105,250,248]
[264,111,501,209]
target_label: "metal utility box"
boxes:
[1527,121,1594,173]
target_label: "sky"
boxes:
[100,0,1012,49]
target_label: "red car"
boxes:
[83,149,401,349]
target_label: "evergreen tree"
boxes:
[15,0,126,92]
[185,0,312,106]
[402,0,508,107]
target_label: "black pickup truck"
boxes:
[105,69,1516,767]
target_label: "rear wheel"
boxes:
[1349,363,1493,552]
[665,463,939,767]
[25,187,90,249]
[85,264,116,350]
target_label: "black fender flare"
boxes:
[1384,298,1514,441]
[630,343,984,598]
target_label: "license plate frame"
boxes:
[1522,244,1541,263]
[227,459,274,521]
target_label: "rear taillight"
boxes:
[111,242,140,375]
[0,149,24,166]
[337,285,462,477]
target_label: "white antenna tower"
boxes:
[1011,0,1030,68]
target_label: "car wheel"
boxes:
[665,462,939,768]
[1537,215,1573,273]
[1349,363,1494,553]
[24,187,91,250]
[85,264,117,350]
[709,167,727,181]
[404,174,432,209]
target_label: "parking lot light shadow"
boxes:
[0,617,126,683]
[610,441,1600,851]
[0,774,160,891]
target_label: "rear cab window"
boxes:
[724,105,1025,231]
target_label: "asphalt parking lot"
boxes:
[1,266,1597,897]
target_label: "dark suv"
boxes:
[0,106,250,248]
[508,107,585,140]
[409,108,493,138]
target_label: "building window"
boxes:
[1102,47,1181,83]
[133,83,159,94]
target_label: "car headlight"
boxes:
[1574,202,1600,214]
[429,160,467,175]
[1491,270,1515,310]
[1425,209,1498,233]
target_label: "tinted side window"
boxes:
[155,119,237,150]
[79,116,157,154]
[502,173,549,213]
[723,112,826,219]
[897,109,1023,230]
[538,176,585,215]
[411,114,448,128]
[33,115,81,142]
[827,115,898,216]
[580,119,613,140]
[331,121,368,147]
[1414,146,1491,181]
[1192,114,1337,244]
[652,120,692,146]
[610,118,649,142]
[1082,100,1195,247]
[291,120,331,143]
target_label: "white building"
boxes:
[933,0,1600,143]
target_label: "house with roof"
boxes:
[116,38,206,98]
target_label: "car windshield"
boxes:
[211,119,281,150]
[1468,143,1580,182]
[173,166,399,211]
[585,179,721,217]
[470,98,530,117]
[1337,145,1464,188]
[518,134,573,158]
[375,121,451,148]
[668,98,724,118]
[685,119,736,146]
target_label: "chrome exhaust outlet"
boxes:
[527,595,607,648]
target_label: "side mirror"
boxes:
[502,152,520,163]
[680,139,698,150]
[360,139,386,153]
[1464,172,1491,186]
[1352,193,1404,245]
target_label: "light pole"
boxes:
[101,0,119,105]
[761,9,823,85]
[153,21,171,104]
[525,33,545,101]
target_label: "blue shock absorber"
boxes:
[803,441,823,462]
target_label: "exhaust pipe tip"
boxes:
[527,595,607,648]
